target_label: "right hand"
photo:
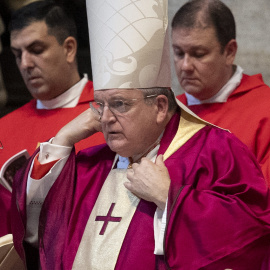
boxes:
[52,108,102,147]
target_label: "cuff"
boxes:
[38,138,72,164]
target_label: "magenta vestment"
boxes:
[0,184,11,237]
[11,112,270,269]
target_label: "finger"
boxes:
[123,181,132,191]
[126,169,134,180]
[155,154,165,167]
[140,157,151,162]
[131,162,140,170]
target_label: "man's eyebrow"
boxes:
[172,44,207,51]
[172,44,181,49]
[11,40,46,52]
[10,46,20,53]
[190,45,208,50]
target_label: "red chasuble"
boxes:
[177,73,270,186]
[12,112,270,269]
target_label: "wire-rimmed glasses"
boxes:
[89,94,158,117]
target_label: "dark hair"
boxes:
[141,87,178,112]
[171,0,236,51]
[9,1,77,45]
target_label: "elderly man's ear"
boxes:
[155,95,170,124]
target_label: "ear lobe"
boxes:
[225,39,237,65]
[156,95,169,124]
[63,36,77,63]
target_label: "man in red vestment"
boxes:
[11,0,270,269]
[172,0,270,185]
[0,1,104,238]
[0,1,105,191]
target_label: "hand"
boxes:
[52,108,102,147]
[125,155,171,210]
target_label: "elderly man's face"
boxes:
[172,26,235,100]
[10,21,73,100]
[94,89,161,157]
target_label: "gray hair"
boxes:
[140,87,178,112]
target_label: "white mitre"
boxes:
[86,0,170,90]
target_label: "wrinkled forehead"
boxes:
[94,88,143,101]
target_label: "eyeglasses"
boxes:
[89,94,157,117]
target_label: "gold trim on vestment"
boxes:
[163,109,206,161]
[163,98,229,160]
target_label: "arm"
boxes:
[25,142,72,247]
[28,108,101,197]
[26,108,102,246]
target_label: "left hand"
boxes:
[125,154,171,210]
[53,108,102,147]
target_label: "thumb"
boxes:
[123,181,132,191]
[155,154,165,167]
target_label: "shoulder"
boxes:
[0,100,36,122]
[193,125,263,181]
[170,123,252,163]
[176,93,187,104]
[167,124,265,193]
[201,125,252,150]
[228,73,270,108]
[187,125,257,163]
[78,80,94,103]
[238,73,270,92]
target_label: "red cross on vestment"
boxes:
[95,203,122,235]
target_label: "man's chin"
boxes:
[182,86,203,99]
[107,143,132,157]
[29,88,51,100]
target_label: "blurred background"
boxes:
[0,0,269,117]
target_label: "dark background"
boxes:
[0,0,92,117]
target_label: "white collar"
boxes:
[186,66,243,105]
[36,74,88,109]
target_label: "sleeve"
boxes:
[165,185,270,269]
[25,141,72,247]
[153,201,167,255]
[164,133,270,269]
